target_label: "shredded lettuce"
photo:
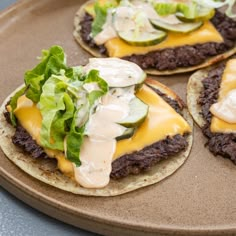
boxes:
[39,75,75,151]
[39,67,108,166]
[152,0,236,18]
[65,125,84,167]
[24,46,67,103]
[24,46,82,103]
[66,70,108,166]
[92,3,109,37]
[9,45,109,167]
[84,69,108,105]
[91,1,118,37]
[153,2,202,18]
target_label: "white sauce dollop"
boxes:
[83,58,145,87]
[210,89,236,123]
[73,91,133,188]
[94,9,117,45]
[71,58,145,188]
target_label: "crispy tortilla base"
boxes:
[187,65,217,128]
[73,0,236,75]
[0,80,193,196]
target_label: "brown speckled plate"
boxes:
[0,1,236,235]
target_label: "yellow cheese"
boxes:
[14,95,42,144]
[14,95,74,176]
[45,149,74,177]
[210,59,236,133]
[105,21,223,57]
[13,86,191,175]
[114,85,191,159]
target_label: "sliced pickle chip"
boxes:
[116,127,135,141]
[117,29,167,46]
[113,5,167,47]
[153,2,215,22]
[150,19,203,33]
[176,8,215,22]
[118,97,149,128]
[153,2,178,16]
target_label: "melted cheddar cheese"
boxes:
[105,21,223,58]
[14,95,42,143]
[14,95,75,176]
[13,85,191,176]
[114,85,191,159]
[210,59,236,133]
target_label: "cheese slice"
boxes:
[14,95,42,143]
[13,85,191,176]
[210,59,236,133]
[14,95,74,176]
[105,21,223,58]
[114,85,191,159]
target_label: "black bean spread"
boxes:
[198,63,236,163]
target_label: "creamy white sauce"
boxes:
[94,26,117,45]
[75,89,89,127]
[74,137,115,188]
[74,91,132,188]
[83,58,145,87]
[114,5,157,33]
[94,9,117,45]
[85,93,129,139]
[83,82,101,93]
[210,89,236,123]
[113,6,136,31]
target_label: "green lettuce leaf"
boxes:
[9,45,109,167]
[24,46,83,104]
[153,2,199,19]
[8,45,112,169]
[91,1,117,37]
[39,68,108,167]
[65,117,85,167]
[84,69,108,105]
[65,66,83,81]
[24,46,68,103]
[65,70,108,166]
[39,75,75,151]
[91,3,109,37]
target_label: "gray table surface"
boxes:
[0,1,97,235]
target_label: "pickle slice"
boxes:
[150,19,203,33]
[113,5,167,46]
[153,2,215,22]
[118,97,149,128]
[117,29,167,46]
[176,8,215,22]
[116,127,135,141]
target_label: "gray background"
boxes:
[0,1,97,235]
